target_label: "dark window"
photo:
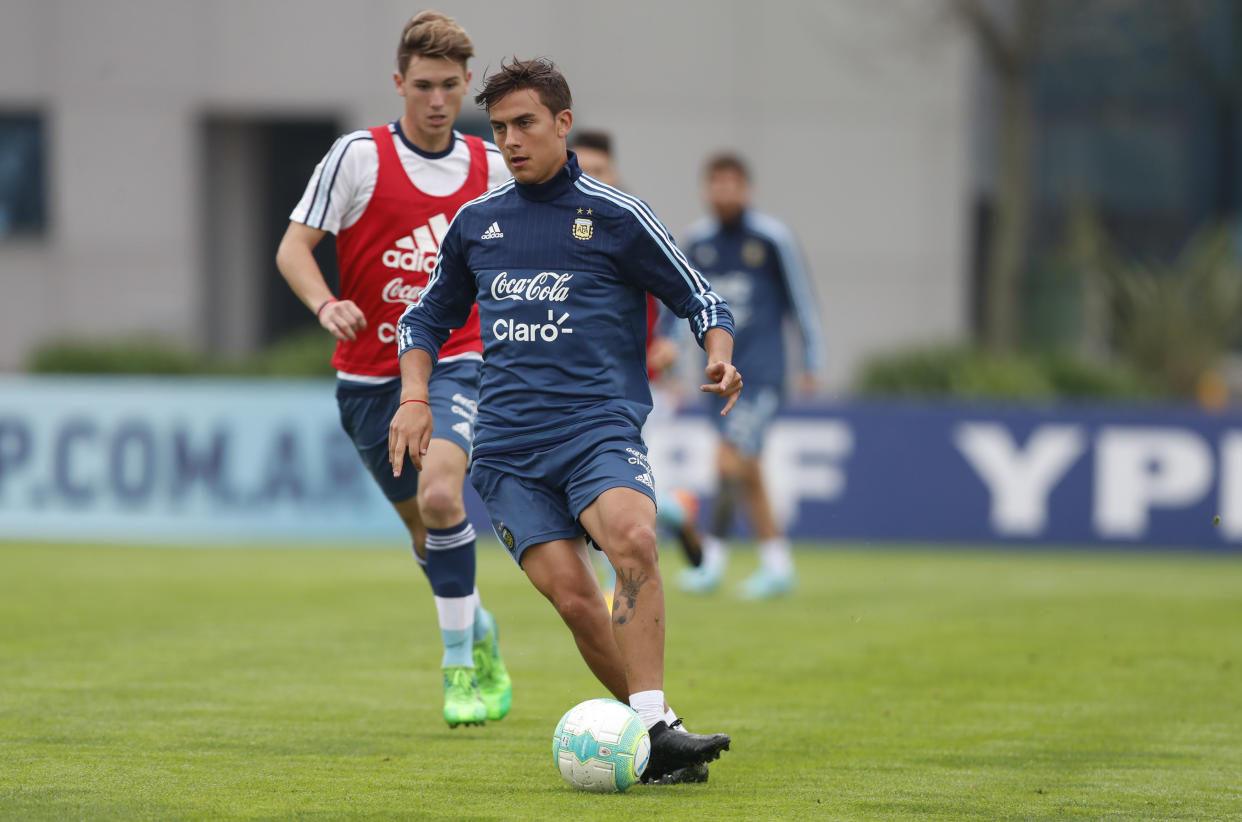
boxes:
[0,113,47,238]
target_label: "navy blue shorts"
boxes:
[709,383,781,458]
[335,359,480,503]
[469,424,657,565]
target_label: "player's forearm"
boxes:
[275,233,334,313]
[398,348,435,401]
[703,327,735,366]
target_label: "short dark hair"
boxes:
[475,57,572,115]
[704,152,750,182]
[570,130,612,156]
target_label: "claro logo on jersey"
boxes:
[494,309,573,342]
[382,213,451,274]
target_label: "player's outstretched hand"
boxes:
[320,299,368,342]
[701,360,743,415]
[389,401,433,476]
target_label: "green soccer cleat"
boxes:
[737,566,795,600]
[472,624,512,721]
[442,666,487,728]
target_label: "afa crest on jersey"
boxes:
[742,239,766,267]
[572,217,594,241]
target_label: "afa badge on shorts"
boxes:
[572,217,594,241]
[498,523,516,553]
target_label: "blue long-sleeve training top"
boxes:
[399,151,734,458]
[685,209,823,390]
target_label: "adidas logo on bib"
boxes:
[481,222,504,240]
[383,213,450,274]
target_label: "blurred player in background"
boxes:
[391,58,736,783]
[274,11,512,728]
[568,131,704,608]
[678,152,823,600]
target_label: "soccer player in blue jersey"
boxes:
[677,153,824,600]
[390,58,738,784]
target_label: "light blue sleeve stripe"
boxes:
[575,178,717,300]
[750,212,824,372]
[575,179,737,340]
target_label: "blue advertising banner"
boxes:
[647,401,1242,550]
[1,376,1239,549]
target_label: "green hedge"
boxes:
[856,345,1157,401]
[27,328,336,377]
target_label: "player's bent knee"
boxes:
[548,588,604,630]
[417,481,463,523]
[607,521,658,567]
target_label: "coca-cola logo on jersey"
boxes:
[490,272,573,302]
[381,277,424,305]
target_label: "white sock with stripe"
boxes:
[425,520,478,668]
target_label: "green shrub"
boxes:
[1037,352,1157,399]
[242,328,336,377]
[856,345,1157,401]
[1059,208,1242,397]
[26,329,336,378]
[28,337,207,375]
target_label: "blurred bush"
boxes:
[1062,208,1242,398]
[27,328,335,377]
[857,345,1155,401]
[240,328,336,377]
[28,337,208,375]
[862,209,1242,403]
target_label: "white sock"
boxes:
[701,534,728,572]
[433,592,476,668]
[629,689,666,730]
[759,536,793,575]
[664,707,686,730]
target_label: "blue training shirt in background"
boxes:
[399,151,734,458]
[685,210,823,390]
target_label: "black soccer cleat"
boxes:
[641,720,730,784]
[641,720,713,784]
[641,761,710,785]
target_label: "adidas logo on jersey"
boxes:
[382,213,450,274]
[634,472,654,489]
[481,221,504,240]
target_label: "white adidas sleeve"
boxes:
[289,130,378,235]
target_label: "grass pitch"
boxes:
[1,541,1240,821]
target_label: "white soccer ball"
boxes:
[552,698,651,793]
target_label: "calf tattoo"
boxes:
[613,567,649,626]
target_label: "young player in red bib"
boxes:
[275,11,512,728]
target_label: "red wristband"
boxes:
[399,398,429,407]
[316,298,338,318]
